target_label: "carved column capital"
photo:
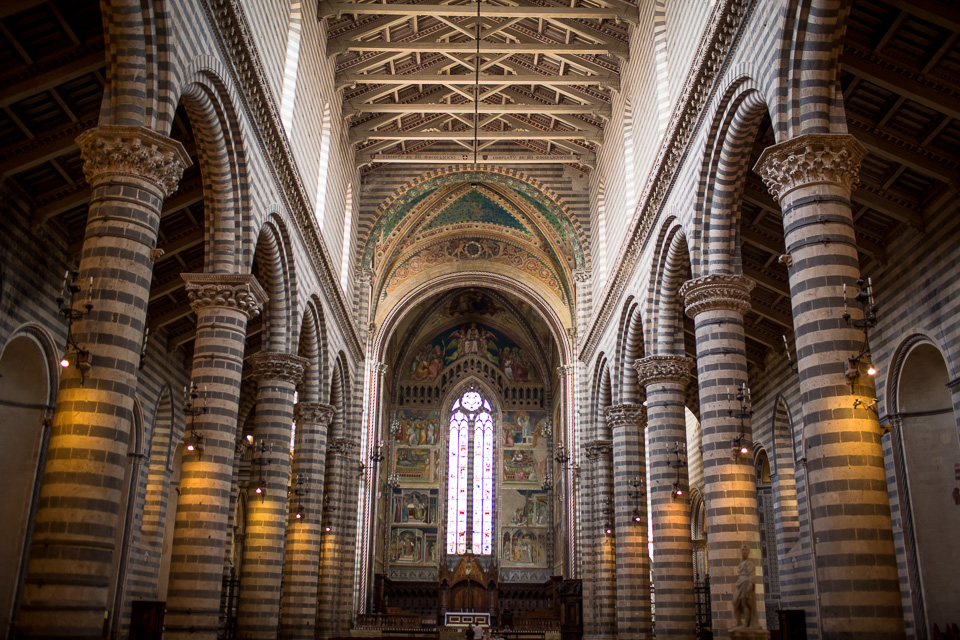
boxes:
[584,439,613,460]
[573,269,591,284]
[754,133,866,203]
[295,402,335,426]
[603,403,646,431]
[633,355,695,387]
[557,363,578,376]
[357,268,375,284]
[182,273,268,319]
[679,274,754,318]
[76,125,192,198]
[330,438,358,458]
[249,352,308,385]
[374,361,388,374]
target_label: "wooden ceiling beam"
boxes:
[0,51,105,109]
[358,151,593,167]
[345,101,611,115]
[337,71,619,89]
[330,40,623,56]
[320,1,638,23]
[359,129,601,141]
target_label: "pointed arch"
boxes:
[649,222,691,356]
[251,213,298,353]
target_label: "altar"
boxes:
[445,611,490,628]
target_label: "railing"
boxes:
[356,612,425,630]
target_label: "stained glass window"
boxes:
[446,388,495,555]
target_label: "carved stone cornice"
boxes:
[200,0,362,361]
[603,403,646,431]
[248,352,308,385]
[182,273,267,319]
[584,439,613,460]
[330,438,358,458]
[754,133,866,203]
[76,125,192,198]
[295,402,335,426]
[633,355,695,387]
[578,0,752,364]
[679,274,754,318]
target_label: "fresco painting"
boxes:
[503,489,550,527]
[394,409,442,445]
[392,489,439,524]
[395,447,437,483]
[502,410,548,447]
[391,527,440,565]
[405,321,539,383]
[501,528,547,566]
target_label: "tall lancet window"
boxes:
[446,388,494,555]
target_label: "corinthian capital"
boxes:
[584,439,613,460]
[633,355,695,387]
[603,403,646,431]
[679,274,754,318]
[182,273,268,319]
[295,402,335,426]
[249,352,308,385]
[753,133,866,203]
[76,125,192,198]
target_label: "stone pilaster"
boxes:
[317,437,359,640]
[164,273,266,640]
[236,352,306,638]
[634,355,697,640]
[604,404,652,639]
[356,268,376,345]
[679,274,765,636]
[583,438,616,640]
[18,126,190,639]
[755,133,904,639]
[280,402,335,638]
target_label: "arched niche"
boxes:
[891,340,959,636]
[0,331,54,631]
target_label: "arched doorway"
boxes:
[890,340,960,637]
[0,330,55,631]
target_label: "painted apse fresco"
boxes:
[385,290,555,582]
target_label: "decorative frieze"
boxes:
[679,274,754,318]
[76,125,192,198]
[295,402,335,426]
[754,133,866,203]
[633,355,695,387]
[182,273,268,318]
[249,352,308,386]
[603,403,646,431]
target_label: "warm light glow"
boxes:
[740,445,749,455]
[295,512,302,519]
[187,443,195,452]
[246,434,254,444]
[60,357,69,368]
[867,365,877,376]
[256,486,262,494]
[324,525,332,532]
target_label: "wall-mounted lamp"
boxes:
[252,439,271,501]
[782,334,798,374]
[57,270,94,384]
[322,494,333,532]
[628,475,644,523]
[183,382,207,458]
[730,383,752,461]
[293,474,308,520]
[842,278,879,390]
[601,499,614,536]
[670,441,686,499]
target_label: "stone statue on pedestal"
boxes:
[730,545,768,640]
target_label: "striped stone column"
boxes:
[633,355,697,640]
[679,275,765,634]
[280,402,334,638]
[17,126,189,639]
[604,404,653,639]
[164,273,266,640]
[583,438,616,640]
[317,437,359,639]
[236,353,306,638]
[755,134,904,638]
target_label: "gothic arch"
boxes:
[649,222,691,356]
[252,212,298,353]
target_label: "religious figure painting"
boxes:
[394,409,441,446]
[404,322,534,382]
[390,527,439,566]
[500,528,547,566]
[502,410,547,447]
[503,489,549,527]
[392,489,438,525]
[395,447,436,483]
[502,449,539,484]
